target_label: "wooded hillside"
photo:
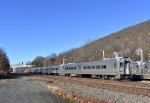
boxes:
[32,20,150,66]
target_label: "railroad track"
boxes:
[35,75,150,97]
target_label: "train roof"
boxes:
[62,63,79,66]
[80,57,131,63]
[132,61,143,65]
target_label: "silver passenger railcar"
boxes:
[142,61,150,79]
[61,63,80,76]
[51,65,60,75]
[60,57,137,80]
[131,61,150,80]
[79,57,132,80]
[131,61,143,80]
[42,66,51,74]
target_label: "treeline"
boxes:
[0,48,10,75]
[31,19,150,67]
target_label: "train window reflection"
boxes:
[87,66,91,69]
[96,65,100,69]
[114,63,117,68]
[136,65,139,69]
[145,65,148,69]
[120,62,123,68]
[92,66,95,69]
[101,65,106,69]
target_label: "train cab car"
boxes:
[131,61,143,80]
[142,61,150,79]
[79,57,132,80]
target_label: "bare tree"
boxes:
[0,48,10,75]
[31,56,45,67]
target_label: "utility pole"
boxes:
[63,58,66,64]
[99,50,105,60]
[113,52,122,57]
[44,60,46,67]
[135,48,143,61]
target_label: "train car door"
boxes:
[143,63,150,79]
[119,62,124,75]
[78,65,81,74]
[124,61,131,75]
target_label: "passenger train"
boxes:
[27,56,150,80]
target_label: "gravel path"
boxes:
[0,77,66,103]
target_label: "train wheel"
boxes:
[97,75,101,79]
[101,75,105,80]
[77,74,82,77]
[104,75,108,80]
[109,76,115,80]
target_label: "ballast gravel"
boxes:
[32,76,150,103]
[53,82,150,103]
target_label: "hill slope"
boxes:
[55,20,150,64]
[32,19,150,66]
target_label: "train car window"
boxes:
[92,66,95,69]
[87,66,91,69]
[74,67,76,70]
[145,65,148,69]
[71,67,73,70]
[101,65,106,69]
[79,66,81,69]
[83,66,86,69]
[114,63,117,68]
[56,68,58,70]
[144,65,148,74]
[136,65,139,69]
[120,62,123,68]
[96,65,100,69]
[69,67,71,70]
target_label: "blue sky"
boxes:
[0,0,150,64]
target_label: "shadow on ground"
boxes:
[0,73,32,79]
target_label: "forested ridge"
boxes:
[32,19,150,67]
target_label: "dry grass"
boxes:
[0,79,7,85]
